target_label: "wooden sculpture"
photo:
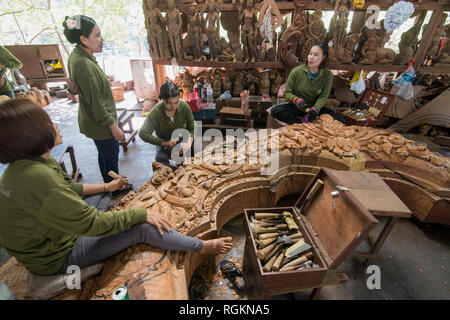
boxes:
[3,113,450,300]
[166,0,183,61]
[301,9,327,62]
[212,69,222,98]
[205,1,221,61]
[342,33,359,64]
[395,10,427,65]
[359,29,379,64]
[258,0,284,61]
[217,38,235,61]
[258,70,270,96]
[187,6,205,62]
[278,4,308,70]
[223,71,233,93]
[239,0,258,63]
[144,0,169,59]
[233,71,243,97]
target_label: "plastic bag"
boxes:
[187,91,202,113]
[240,90,250,114]
[350,70,366,95]
[219,90,232,99]
[393,66,415,100]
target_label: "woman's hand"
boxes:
[110,123,125,142]
[108,175,129,192]
[146,208,173,236]
[162,139,178,150]
[179,137,193,156]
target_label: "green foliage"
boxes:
[0,0,147,56]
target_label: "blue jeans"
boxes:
[93,138,119,183]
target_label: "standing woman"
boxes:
[271,43,333,125]
[0,45,23,99]
[63,15,130,198]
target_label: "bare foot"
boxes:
[200,237,233,255]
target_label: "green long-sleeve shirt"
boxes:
[0,45,23,94]
[68,45,117,140]
[284,64,333,112]
[139,100,195,146]
[0,156,147,276]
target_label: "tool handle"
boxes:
[262,252,280,273]
[272,250,286,272]
[257,237,277,249]
[257,243,276,260]
[281,252,313,270]
[108,171,121,180]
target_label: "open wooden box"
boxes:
[242,168,379,298]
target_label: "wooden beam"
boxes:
[413,8,445,71]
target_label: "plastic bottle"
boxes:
[0,281,15,300]
[206,83,213,103]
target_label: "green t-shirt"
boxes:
[68,45,117,140]
[138,100,195,146]
[284,64,333,111]
[0,156,147,275]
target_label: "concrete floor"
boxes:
[1,92,449,300]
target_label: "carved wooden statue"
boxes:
[166,0,183,61]
[278,5,308,70]
[258,71,270,96]
[223,71,233,93]
[217,38,235,61]
[212,69,222,98]
[187,6,205,62]
[239,0,258,63]
[359,29,379,64]
[395,11,427,65]
[205,2,221,61]
[233,71,243,97]
[143,0,169,59]
[301,9,327,62]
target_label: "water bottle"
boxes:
[206,83,213,104]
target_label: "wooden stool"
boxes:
[52,144,82,182]
[219,107,253,128]
[118,109,139,152]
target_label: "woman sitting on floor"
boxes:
[271,42,333,125]
[0,98,232,277]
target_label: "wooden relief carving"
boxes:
[143,0,169,59]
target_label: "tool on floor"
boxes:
[108,171,132,187]
[299,179,324,213]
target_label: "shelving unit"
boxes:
[148,1,450,98]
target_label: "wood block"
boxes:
[111,87,124,102]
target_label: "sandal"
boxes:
[219,260,246,290]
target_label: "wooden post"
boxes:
[152,61,166,96]
[413,8,445,71]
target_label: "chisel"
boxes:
[108,171,132,187]
[299,179,324,213]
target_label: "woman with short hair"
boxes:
[0,98,232,276]
[63,15,129,198]
[139,81,195,168]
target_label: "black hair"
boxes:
[309,42,329,70]
[62,15,97,47]
[0,98,56,164]
[158,80,181,100]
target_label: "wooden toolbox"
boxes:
[242,168,379,298]
[338,88,397,128]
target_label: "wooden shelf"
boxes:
[163,1,442,13]
[417,65,450,74]
[153,59,407,73]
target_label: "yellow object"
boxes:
[350,70,367,86]
[50,60,63,69]
[353,0,365,9]
[141,111,149,117]
[368,107,381,118]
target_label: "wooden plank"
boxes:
[413,9,445,71]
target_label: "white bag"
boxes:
[350,70,366,95]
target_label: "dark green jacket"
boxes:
[284,65,333,111]
[139,100,195,146]
[68,45,117,140]
[0,156,147,275]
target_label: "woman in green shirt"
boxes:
[0,98,232,276]
[139,81,195,168]
[271,42,333,125]
[63,15,129,198]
